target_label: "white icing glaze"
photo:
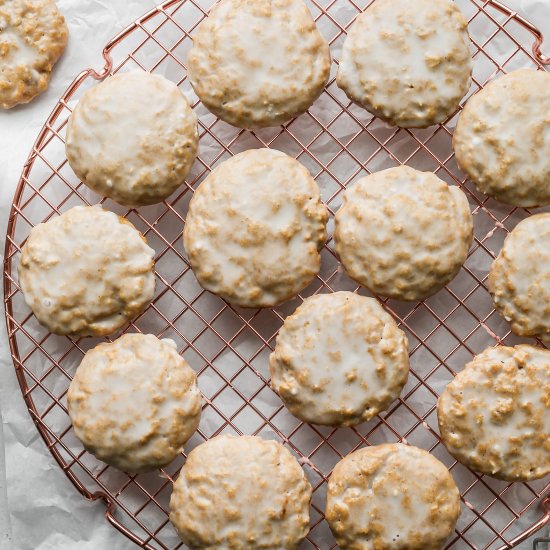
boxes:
[334,166,473,301]
[1,28,39,66]
[488,214,550,340]
[183,149,328,308]
[438,345,550,481]
[18,205,155,337]
[337,0,472,128]
[187,0,330,128]
[170,435,312,549]
[454,69,550,207]
[66,70,198,207]
[326,444,460,550]
[269,292,409,426]
[68,333,202,474]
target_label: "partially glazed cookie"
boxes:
[454,70,550,207]
[269,292,409,427]
[183,149,328,308]
[170,435,312,549]
[337,0,472,128]
[334,166,473,301]
[438,345,550,482]
[0,0,68,109]
[187,0,330,128]
[326,444,461,550]
[66,71,198,207]
[18,205,155,336]
[68,334,202,473]
[488,214,550,340]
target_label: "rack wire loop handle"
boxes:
[485,0,550,65]
[532,34,550,65]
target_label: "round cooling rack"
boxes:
[3,0,550,548]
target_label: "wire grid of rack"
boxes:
[3,0,550,548]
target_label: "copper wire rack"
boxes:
[3,0,550,548]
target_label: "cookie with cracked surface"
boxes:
[0,0,68,109]
[334,166,473,301]
[454,70,550,207]
[68,334,201,474]
[269,292,409,427]
[66,71,198,207]
[18,205,155,337]
[187,0,330,128]
[183,149,328,308]
[169,435,312,549]
[326,443,461,550]
[438,345,550,482]
[488,214,550,340]
[337,0,472,128]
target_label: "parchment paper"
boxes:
[0,1,549,549]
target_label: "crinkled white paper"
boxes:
[0,1,549,549]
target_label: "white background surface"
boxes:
[0,1,549,549]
